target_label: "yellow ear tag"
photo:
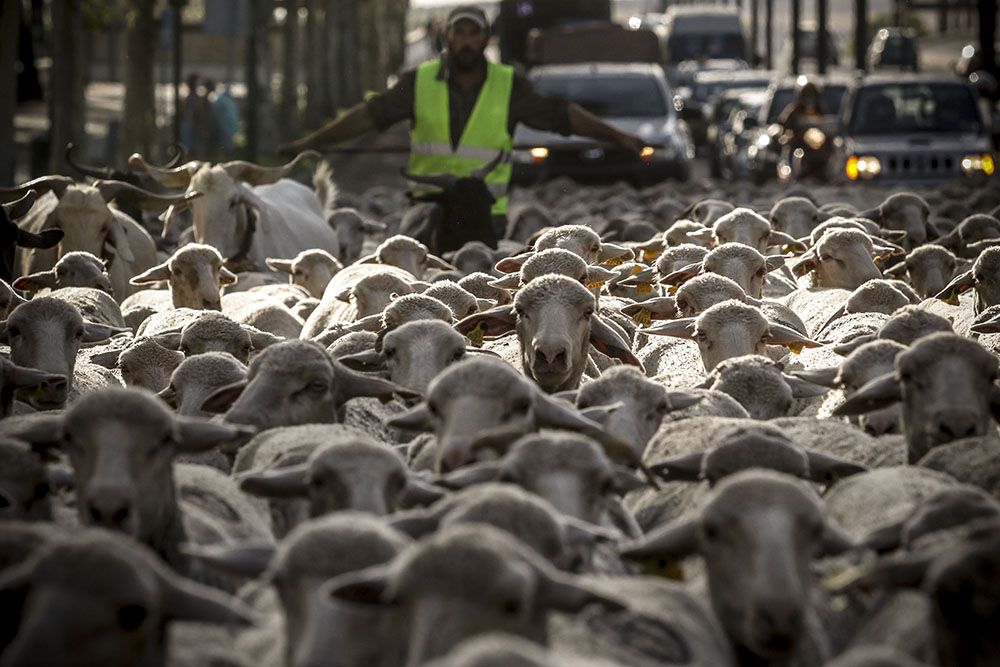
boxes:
[667,283,679,295]
[643,248,663,262]
[786,342,805,355]
[467,322,486,348]
[635,282,653,294]
[944,294,960,306]
[586,280,606,290]
[630,265,645,276]
[602,256,624,267]
[633,308,652,326]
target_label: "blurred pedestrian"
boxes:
[179,73,211,156]
[207,79,240,157]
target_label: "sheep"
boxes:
[141,310,281,363]
[435,432,646,536]
[794,340,907,436]
[531,225,633,266]
[119,287,173,330]
[387,356,626,473]
[695,354,830,420]
[328,207,387,264]
[663,219,711,247]
[338,320,471,393]
[423,281,482,320]
[0,529,256,667]
[201,340,417,431]
[621,470,856,666]
[129,243,237,310]
[239,435,443,522]
[0,297,125,409]
[0,358,64,419]
[220,289,305,339]
[300,263,422,338]
[454,275,640,393]
[492,248,615,295]
[661,243,786,300]
[703,207,804,254]
[458,272,512,305]
[159,351,248,417]
[933,213,1000,258]
[815,280,920,338]
[0,438,63,521]
[640,299,820,372]
[265,249,343,298]
[769,196,831,239]
[88,336,185,392]
[0,280,27,319]
[677,198,735,226]
[883,245,958,299]
[2,388,270,586]
[934,245,1000,316]
[444,241,503,276]
[359,234,455,279]
[319,523,625,665]
[834,333,999,463]
[860,192,934,248]
[185,513,410,667]
[917,435,1000,501]
[40,285,127,329]
[790,228,898,290]
[12,251,112,295]
[326,331,379,358]
[831,306,955,356]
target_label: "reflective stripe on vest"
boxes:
[409,59,514,216]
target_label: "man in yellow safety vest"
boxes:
[278,5,646,237]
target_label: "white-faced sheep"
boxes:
[13,251,112,296]
[159,351,248,417]
[130,243,236,310]
[265,249,343,299]
[327,207,388,264]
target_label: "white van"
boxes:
[658,6,748,85]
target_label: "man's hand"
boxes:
[615,132,647,158]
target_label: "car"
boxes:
[654,5,749,88]
[715,90,769,180]
[706,87,770,176]
[866,27,919,72]
[512,63,693,186]
[743,75,850,183]
[836,75,995,184]
[678,69,777,149]
[779,23,840,73]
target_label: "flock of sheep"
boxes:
[0,149,998,667]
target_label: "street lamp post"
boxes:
[170,0,187,147]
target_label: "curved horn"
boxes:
[399,168,457,190]
[93,180,203,211]
[221,150,321,186]
[164,143,187,168]
[128,153,201,188]
[65,142,115,180]
[471,151,507,180]
[0,176,74,203]
[2,189,39,219]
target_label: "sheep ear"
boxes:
[152,332,183,350]
[130,262,172,286]
[82,321,129,344]
[265,258,294,274]
[386,510,444,539]
[335,288,353,303]
[783,373,831,399]
[337,349,386,372]
[362,219,388,233]
[586,265,617,286]
[641,318,696,340]
[665,390,702,411]
[16,227,63,249]
[218,267,238,286]
[157,384,177,408]
[883,262,908,278]
[861,521,906,554]
[2,363,63,391]
[833,373,901,416]
[244,327,282,351]
[589,316,643,368]
[552,389,578,404]
[239,465,309,499]
[172,416,256,454]
[971,313,1000,336]
[1,413,65,448]
[334,363,420,404]
[934,270,974,305]
[180,542,277,579]
[790,251,817,277]
[766,323,822,351]
[398,475,447,508]
[663,262,702,286]
[764,255,786,272]
[536,571,625,614]
[791,367,841,389]
[326,565,396,606]
[687,227,715,243]
[805,451,867,484]
[200,380,248,414]
[648,453,705,482]
[620,519,699,560]
[345,314,383,333]
[619,267,656,287]
[599,243,633,263]
[11,270,58,292]
[487,273,520,290]
[818,523,857,558]
[426,254,455,271]
[454,305,516,341]
[833,334,876,356]
[386,402,433,432]
[532,391,604,434]
[160,574,258,626]
[88,349,122,369]
[579,401,622,425]
[623,296,677,320]
[494,252,531,274]
[611,464,647,495]
[768,230,808,253]
[356,253,379,265]
[435,461,502,490]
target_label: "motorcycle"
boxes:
[777,123,833,183]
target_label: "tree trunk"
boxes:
[980,0,999,82]
[48,0,86,175]
[121,0,157,166]
[280,0,300,141]
[0,1,19,185]
[304,0,323,128]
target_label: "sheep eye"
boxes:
[307,382,328,394]
[756,268,765,277]
[583,309,594,320]
[702,522,720,542]
[501,597,522,616]
[384,347,396,359]
[117,604,147,631]
[450,349,465,362]
[73,328,85,339]
[7,326,20,338]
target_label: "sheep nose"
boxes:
[202,297,222,311]
[86,493,131,529]
[439,446,472,473]
[751,602,802,654]
[533,341,568,371]
[932,409,982,441]
[862,411,899,436]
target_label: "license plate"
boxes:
[583,148,605,160]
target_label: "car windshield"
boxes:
[849,83,983,135]
[668,33,746,62]
[766,85,846,123]
[533,74,668,117]
[878,37,917,65]
[693,78,771,102]
[798,31,837,58]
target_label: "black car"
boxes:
[716,90,768,180]
[677,69,776,149]
[706,88,769,177]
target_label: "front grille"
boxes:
[882,153,959,177]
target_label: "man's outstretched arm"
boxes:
[276,104,376,156]
[567,103,646,155]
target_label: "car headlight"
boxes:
[641,145,679,162]
[962,154,995,175]
[846,155,881,180]
[513,147,549,164]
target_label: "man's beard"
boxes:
[452,47,485,72]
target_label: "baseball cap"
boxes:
[447,5,489,30]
